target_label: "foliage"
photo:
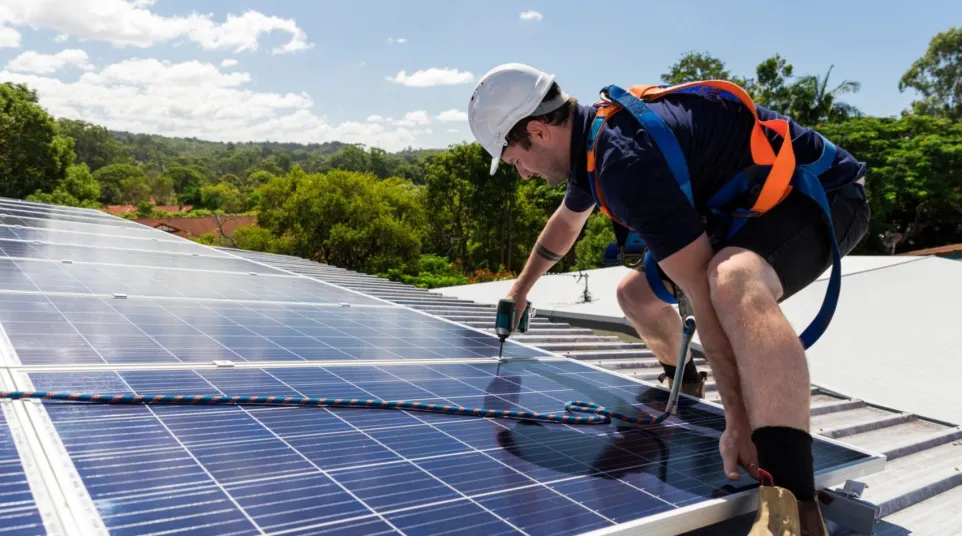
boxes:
[661,50,751,87]
[0,83,75,199]
[575,213,617,270]
[57,119,128,172]
[92,163,149,205]
[26,163,101,208]
[256,169,427,274]
[381,254,471,288]
[899,26,962,121]
[818,114,962,253]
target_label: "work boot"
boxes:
[657,370,708,399]
[797,496,830,536]
[748,484,800,536]
[748,470,830,536]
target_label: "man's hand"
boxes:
[720,421,759,481]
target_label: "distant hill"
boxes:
[107,130,444,157]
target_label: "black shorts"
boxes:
[644,180,871,302]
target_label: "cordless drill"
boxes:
[495,298,531,360]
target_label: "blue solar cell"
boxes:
[0,205,140,228]
[0,259,385,305]
[384,500,517,536]
[0,410,46,536]
[0,211,149,235]
[0,224,209,255]
[24,360,873,536]
[0,238,286,274]
[0,294,545,365]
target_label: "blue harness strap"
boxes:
[593,84,843,349]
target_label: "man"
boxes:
[467,63,870,535]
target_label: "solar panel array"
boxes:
[0,197,882,536]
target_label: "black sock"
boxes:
[751,426,815,501]
[660,359,701,383]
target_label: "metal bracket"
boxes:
[819,480,880,535]
[212,360,235,368]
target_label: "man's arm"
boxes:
[508,202,593,306]
[656,233,751,429]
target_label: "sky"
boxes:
[0,0,957,152]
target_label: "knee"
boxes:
[616,275,663,317]
[707,249,779,315]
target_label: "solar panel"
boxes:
[0,226,223,256]
[0,406,48,535]
[0,198,884,536]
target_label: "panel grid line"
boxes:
[178,371,410,536]
[25,293,268,535]
[252,367,531,536]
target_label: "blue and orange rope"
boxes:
[0,391,676,426]
[1,317,697,428]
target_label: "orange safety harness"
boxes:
[585,80,841,349]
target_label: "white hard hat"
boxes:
[468,63,569,175]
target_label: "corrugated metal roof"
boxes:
[221,247,962,536]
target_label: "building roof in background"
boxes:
[136,214,256,237]
[900,243,962,257]
[101,204,193,215]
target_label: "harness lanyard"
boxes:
[585,81,842,349]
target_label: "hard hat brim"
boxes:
[489,151,502,175]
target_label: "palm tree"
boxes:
[790,65,862,126]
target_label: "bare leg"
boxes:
[707,247,809,431]
[615,270,688,367]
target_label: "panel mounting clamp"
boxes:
[819,480,880,536]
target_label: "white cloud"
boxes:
[0,0,312,54]
[220,58,238,68]
[0,26,21,48]
[386,37,407,44]
[520,10,543,21]
[6,49,94,74]
[437,109,467,122]
[387,67,474,87]
[446,128,460,133]
[54,34,68,43]
[366,114,385,122]
[0,57,425,151]
[393,110,430,127]
[82,58,252,87]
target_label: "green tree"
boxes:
[747,54,798,112]
[328,145,371,173]
[92,163,148,204]
[899,27,962,121]
[789,65,862,125]
[661,51,751,86]
[136,200,154,218]
[26,163,101,208]
[575,213,617,270]
[256,169,426,273]
[0,83,75,199]
[199,182,246,212]
[818,114,962,253]
[57,118,128,171]
[150,175,174,205]
[119,174,151,205]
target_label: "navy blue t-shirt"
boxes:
[563,92,867,262]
